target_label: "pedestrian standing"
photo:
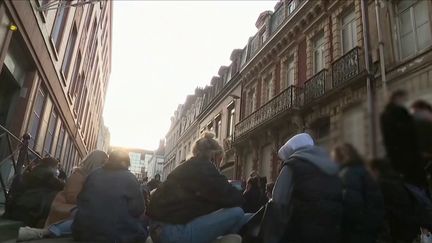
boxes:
[332,143,384,243]
[380,90,427,188]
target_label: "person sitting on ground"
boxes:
[147,174,162,192]
[16,150,109,241]
[332,143,384,243]
[259,133,343,243]
[148,132,246,243]
[5,157,65,227]
[369,158,432,243]
[72,150,148,242]
[242,177,264,213]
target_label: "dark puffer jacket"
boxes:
[379,168,432,242]
[5,165,64,227]
[72,167,147,243]
[148,156,244,224]
[261,146,343,243]
[339,164,385,243]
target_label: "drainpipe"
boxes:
[375,0,388,99]
[361,0,377,158]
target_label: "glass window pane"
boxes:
[397,0,415,13]
[342,11,356,26]
[401,32,416,57]
[414,1,429,27]
[399,10,413,36]
[416,23,432,50]
[342,28,351,52]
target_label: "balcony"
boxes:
[235,85,300,139]
[304,69,327,104]
[332,47,362,88]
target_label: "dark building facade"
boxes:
[0,0,112,179]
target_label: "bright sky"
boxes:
[103,1,278,150]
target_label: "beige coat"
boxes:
[44,168,86,227]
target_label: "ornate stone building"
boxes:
[163,48,243,180]
[234,0,432,182]
[163,0,432,183]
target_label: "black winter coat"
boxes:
[148,156,244,224]
[283,158,343,243]
[339,164,385,243]
[243,187,263,213]
[259,146,343,243]
[379,169,432,242]
[5,165,64,227]
[72,167,147,243]
[380,103,427,187]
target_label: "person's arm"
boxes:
[259,165,294,243]
[64,172,85,204]
[125,173,146,217]
[272,165,293,206]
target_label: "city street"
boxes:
[1,0,432,242]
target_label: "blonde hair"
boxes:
[79,150,108,175]
[192,132,223,161]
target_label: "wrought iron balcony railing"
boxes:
[0,124,41,204]
[235,85,300,139]
[332,47,361,88]
[304,69,327,104]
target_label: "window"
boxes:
[288,0,296,14]
[39,0,51,16]
[69,51,82,97]
[28,88,46,149]
[227,105,236,138]
[341,10,357,53]
[246,88,257,115]
[215,115,222,138]
[286,57,295,88]
[51,1,71,50]
[207,121,214,132]
[397,0,432,59]
[313,32,325,73]
[62,134,71,167]
[62,25,77,79]
[262,74,274,103]
[55,125,65,160]
[43,110,58,156]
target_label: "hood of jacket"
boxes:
[288,146,339,175]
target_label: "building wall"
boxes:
[232,0,432,183]
[0,0,112,176]
[162,0,432,183]
[163,48,243,179]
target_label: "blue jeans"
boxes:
[48,219,73,237]
[151,207,250,243]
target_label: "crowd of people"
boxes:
[1,89,432,243]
